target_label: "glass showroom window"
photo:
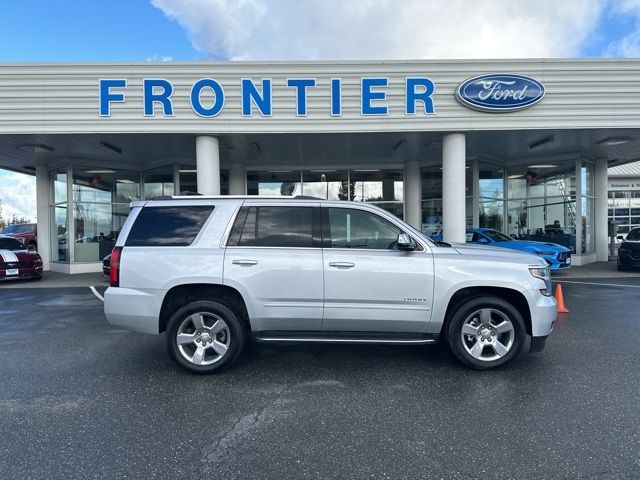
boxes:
[479,162,504,231]
[302,170,349,200]
[49,168,69,263]
[144,165,174,199]
[178,165,229,195]
[247,171,302,196]
[421,165,442,236]
[350,169,404,219]
[507,163,577,253]
[580,162,595,254]
[72,167,140,262]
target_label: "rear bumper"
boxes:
[104,287,161,334]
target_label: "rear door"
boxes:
[223,202,324,332]
[321,205,434,333]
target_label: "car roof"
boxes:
[133,196,382,209]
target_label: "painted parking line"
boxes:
[89,286,104,302]
[556,280,640,288]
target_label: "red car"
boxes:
[2,223,37,250]
[0,235,43,281]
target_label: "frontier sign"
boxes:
[98,77,437,118]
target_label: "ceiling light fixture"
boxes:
[528,164,557,169]
[116,179,134,184]
[178,169,197,173]
[596,136,631,146]
[393,139,406,151]
[528,136,555,150]
[85,169,116,174]
[100,141,122,154]
[508,174,525,179]
[353,169,380,172]
[17,143,55,153]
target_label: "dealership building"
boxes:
[0,58,638,273]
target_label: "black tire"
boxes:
[447,296,526,370]
[166,300,246,374]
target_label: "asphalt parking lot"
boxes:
[1,273,640,479]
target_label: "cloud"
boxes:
[151,0,606,60]
[0,170,36,223]
[603,0,640,56]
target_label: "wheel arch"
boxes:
[443,286,532,337]
[159,283,251,334]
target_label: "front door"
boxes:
[321,206,434,333]
[223,203,324,332]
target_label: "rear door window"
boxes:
[228,206,319,248]
[125,206,214,246]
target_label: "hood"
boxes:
[450,242,544,265]
[495,240,569,252]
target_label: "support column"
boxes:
[229,163,246,195]
[404,159,421,230]
[442,133,466,243]
[595,158,609,262]
[35,165,50,271]
[195,136,220,195]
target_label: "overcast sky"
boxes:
[1,0,640,222]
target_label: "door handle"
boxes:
[328,262,355,269]
[232,259,258,266]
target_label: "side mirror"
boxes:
[617,235,624,240]
[27,244,36,252]
[397,233,416,251]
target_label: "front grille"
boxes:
[0,261,30,269]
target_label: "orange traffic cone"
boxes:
[555,284,569,313]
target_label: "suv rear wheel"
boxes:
[166,300,245,373]
[447,296,526,370]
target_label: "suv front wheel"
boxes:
[166,300,245,373]
[447,296,526,370]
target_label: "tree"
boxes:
[0,199,5,231]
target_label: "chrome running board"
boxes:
[254,336,437,345]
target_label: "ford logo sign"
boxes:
[456,74,545,112]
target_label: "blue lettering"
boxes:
[361,77,388,115]
[241,78,272,116]
[190,78,225,117]
[331,78,341,116]
[99,79,126,116]
[286,78,315,116]
[406,78,435,114]
[143,78,174,116]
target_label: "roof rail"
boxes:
[148,194,324,200]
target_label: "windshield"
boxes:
[0,237,26,250]
[482,229,513,242]
[2,224,32,234]
[627,228,640,241]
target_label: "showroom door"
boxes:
[321,206,434,333]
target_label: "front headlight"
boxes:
[529,265,552,296]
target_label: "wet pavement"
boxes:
[1,279,639,479]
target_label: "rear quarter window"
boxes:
[125,206,214,247]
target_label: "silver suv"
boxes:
[104,196,556,373]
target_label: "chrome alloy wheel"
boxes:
[176,312,230,366]
[460,308,515,362]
